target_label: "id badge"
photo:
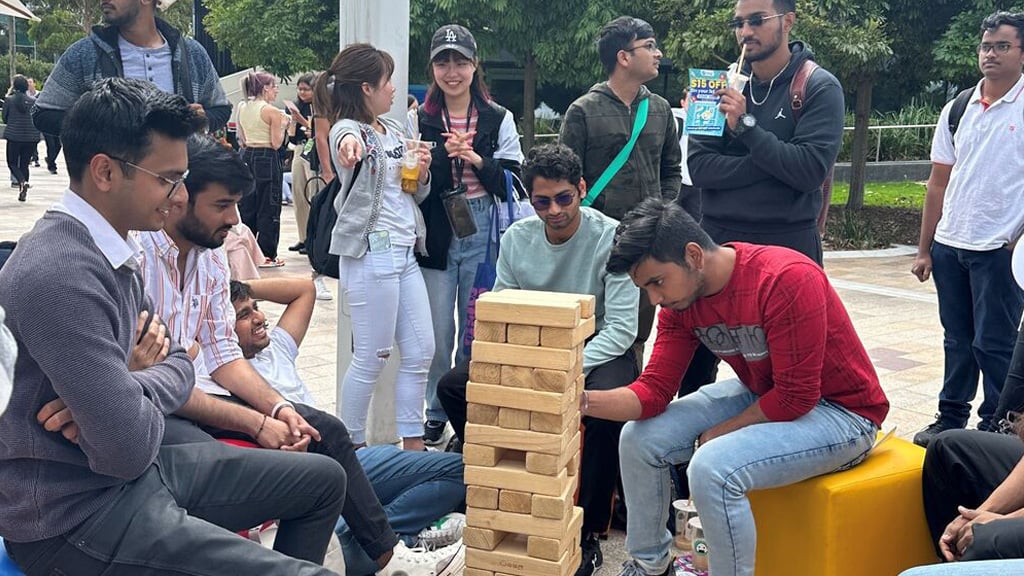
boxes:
[368,230,391,252]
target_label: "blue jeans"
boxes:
[931,242,1024,429]
[900,561,1024,576]
[422,195,496,423]
[335,445,465,576]
[619,378,877,576]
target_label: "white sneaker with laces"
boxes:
[416,512,465,550]
[376,539,464,576]
[313,274,333,301]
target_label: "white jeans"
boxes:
[338,245,434,444]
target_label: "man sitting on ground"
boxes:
[437,143,640,576]
[0,78,344,576]
[588,198,889,576]
[230,277,467,576]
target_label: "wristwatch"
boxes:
[733,113,757,136]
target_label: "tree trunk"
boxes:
[522,53,537,151]
[846,77,873,210]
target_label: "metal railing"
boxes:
[529,123,939,162]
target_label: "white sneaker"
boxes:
[376,539,464,576]
[313,274,333,301]
[416,512,466,550]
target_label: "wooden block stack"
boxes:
[463,289,596,576]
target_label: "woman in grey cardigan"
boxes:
[3,75,40,201]
[313,43,434,451]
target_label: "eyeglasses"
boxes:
[530,191,577,211]
[623,40,659,53]
[977,42,1022,54]
[109,156,189,199]
[728,13,786,30]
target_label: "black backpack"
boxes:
[305,163,360,278]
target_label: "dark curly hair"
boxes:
[606,198,715,275]
[522,144,582,194]
[982,11,1024,45]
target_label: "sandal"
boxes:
[258,257,285,268]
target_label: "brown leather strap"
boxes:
[790,60,820,123]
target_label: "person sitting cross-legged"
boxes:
[437,143,640,576]
[229,277,468,576]
[588,198,889,576]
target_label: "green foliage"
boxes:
[202,0,338,77]
[27,9,84,61]
[0,54,54,88]
[932,2,1024,88]
[837,101,941,162]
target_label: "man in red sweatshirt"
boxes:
[589,198,889,576]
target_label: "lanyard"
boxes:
[442,99,474,185]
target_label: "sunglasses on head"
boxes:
[530,191,577,211]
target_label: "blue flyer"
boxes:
[685,68,729,137]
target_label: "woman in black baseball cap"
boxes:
[416,24,524,446]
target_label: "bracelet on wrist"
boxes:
[271,400,295,419]
[255,414,268,439]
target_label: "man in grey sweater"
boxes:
[0,78,344,576]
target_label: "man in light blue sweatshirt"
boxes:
[437,143,640,576]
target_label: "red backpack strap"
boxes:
[790,60,820,123]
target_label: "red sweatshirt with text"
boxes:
[628,243,889,427]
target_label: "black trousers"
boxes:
[239,147,283,259]
[6,432,344,575]
[439,349,639,535]
[164,399,398,565]
[6,140,35,185]
[992,319,1024,427]
[43,133,61,171]
[922,429,1024,561]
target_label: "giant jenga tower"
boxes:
[462,289,596,576]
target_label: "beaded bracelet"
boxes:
[255,414,268,439]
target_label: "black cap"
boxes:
[430,24,477,60]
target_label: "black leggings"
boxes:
[6,140,36,185]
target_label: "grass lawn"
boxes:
[830,181,926,209]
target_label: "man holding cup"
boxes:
[688,0,845,267]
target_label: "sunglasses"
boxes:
[530,191,577,211]
[728,13,786,30]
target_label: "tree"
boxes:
[933,1,1024,90]
[199,0,337,77]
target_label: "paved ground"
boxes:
[0,149,956,573]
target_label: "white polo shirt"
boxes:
[931,74,1024,250]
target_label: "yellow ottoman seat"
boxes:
[748,435,937,576]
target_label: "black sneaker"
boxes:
[444,435,463,454]
[288,242,305,252]
[424,420,447,446]
[576,534,603,576]
[913,415,960,448]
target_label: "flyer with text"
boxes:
[685,68,729,137]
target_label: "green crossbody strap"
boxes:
[582,97,650,207]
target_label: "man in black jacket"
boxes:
[33,0,230,137]
[689,0,844,267]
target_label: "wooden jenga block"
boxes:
[472,341,576,371]
[465,456,571,496]
[483,290,596,319]
[465,526,504,550]
[467,382,573,415]
[530,408,577,434]
[531,476,578,520]
[475,321,507,343]
[475,293,581,328]
[465,567,494,576]
[574,373,585,397]
[466,533,580,576]
[507,324,541,346]
[527,507,583,561]
[463,444,506,467]
[540,315,596,349]
[498,407,531,430]
[469,362,502,384]
[465,421,575,455]
[499,365,534,388]
[533,364,581,393]
[498,489,533,513]
[466,485,500,509]
[466,506,575,539]
[468,403,500,426]
[567,452,579,476]
[525,431,581,476]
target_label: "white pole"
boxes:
[335,0,412,446]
